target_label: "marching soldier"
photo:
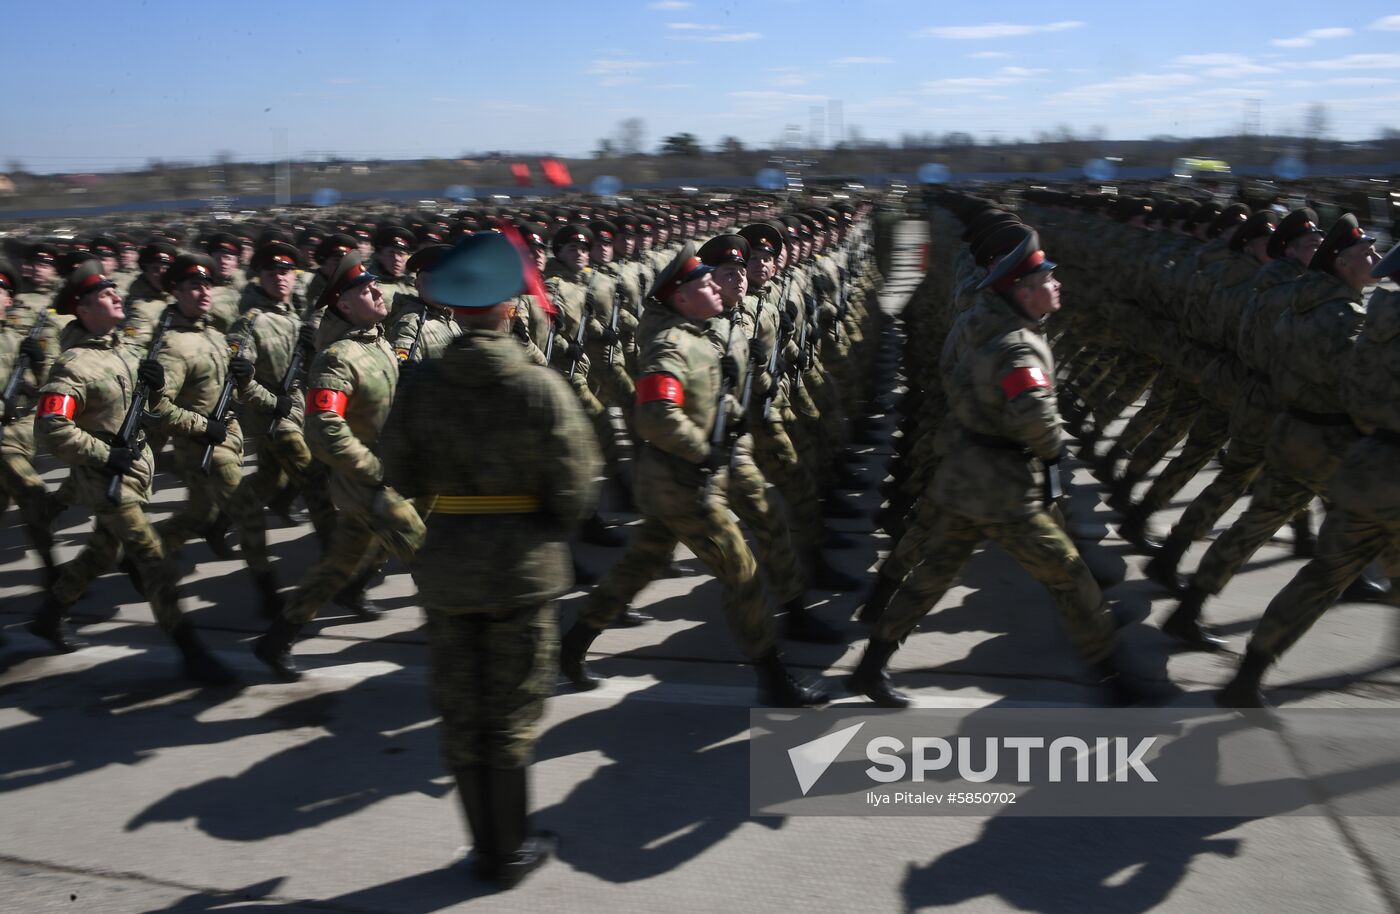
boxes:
[253,252,425,681]
[203,232,245,333]
[380,231,600,889]
[386,244,461,364]
[558,242,829,707]
[28,262,235,684]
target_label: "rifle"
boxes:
[404,306,430,365]
[566,307,589,382]
[702,319,738,503]
[800,291,819,373]
[2,309,49,429]
[542,311,558,365]
[199,365,238,475]
[761,273,794,422]
[269,317,312,435]
[107,306,175,504]
[604,283,623,365]
[724,308,765,477]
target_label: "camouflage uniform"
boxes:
[207,275,242,334]
[380,328,599,769]
[873,290,1117,664]
[280,308,424,625]
[1244,285,1400,663]
[36,321,182,630]
[0,303,60,574]
[386,293,461,363]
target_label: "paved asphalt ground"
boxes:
[2,222,1399,913]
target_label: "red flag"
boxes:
[540,158,572,187]
[495,218,556,316]
[510,163,532,187]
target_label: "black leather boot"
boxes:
[1090,654,1155,707]
[1341,571,1392,603]
[1162,585,1228,652]
[782,598,844,644]
[579,512,627,548]
[252,570,284,620]
[559,623,603,690]
[608,606,653,628]
[1091,443,1127,485]
[332,567,383,619]
[856,572,900,625]
[171,623,238,686]
[1117,505,1162,556]
[808,552,862,592]
[1143,532,1191,595]
[571,554,597,586]
[1217,648,1274,709]
[754,649,829,707]
[848,638,910,707]
[27,595,83,653]
[202,513,234,559]
[1290,511,1316,558]
[1106,475,1137,515]
[253,616,305,681]
[453,766,497,880]
[489,766,555,890]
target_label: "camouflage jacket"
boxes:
[632,301,723,508]
[304,309,398,488]
[208,278,242,334]
[1237,258,1306,377]
[932,290,1061,523]
[386,293,461,363]
[542,260,598,376]
[1273,270,1365,416]
[123,272,165,307]
[227,293,307,436]
[508,293,553,367]
[1332,287,1400,520]
[381,329,600,611]
[151,308,242,457]
[37,322,172,506]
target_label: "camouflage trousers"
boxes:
[581,483,774,659]
[282,509,387,624]
[426,603,557,769]
[53,500,182,632]
[874,507,1117,664]
[728,447,804,604]
[1135,404,1231,516]
[570,374,628,480]
[159,441,271,573]
[1115,373,1180,456]
[1122,380,1201,481]
[1092,364,1158,431]
[752,415,825,555]
[0,450,55,553]
[248,430,337,538]
[1164,437,1265,544]
[1190,468,1320,596]
[1248,508,1400,661]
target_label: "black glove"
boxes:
[297,323,317,350]
[273,395,294,420]
[202,417,227,446]
[719,354,740,387]
[137,359,164,394]
[565,337,585,361]
[599,325,620,346]
[228,356,255,386]
[19,336,45,369]
[105,446,135,475]
[510,320,531,344]
[397,357,419,379]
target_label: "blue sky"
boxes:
[8,0,1400,171]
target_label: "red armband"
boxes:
[37,393,77,419]
[307,388,348,416]
[999,366,1049,401]
[636,373,684,407]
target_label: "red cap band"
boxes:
[992,250,1047,294]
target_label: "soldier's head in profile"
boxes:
[164,254,215,319]
[322,252,386,327]
[739,222,783,288]
[588,221,617,266]
[406,244,451,306]
[24,242,59,287]
[979,227,1060,320]
[0,258,18,319]
[137,241,176,287]
[58,261,122,332]
[1310,213,1379,292]
[315,233,356,277]
[203,233,241,282]
[698,234,750,312]
[517,222,550,274]
[650,241,720,322]
[373,225,414,279]
[1269,207,1326,267]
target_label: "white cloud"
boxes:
[666,22,720,30]
[1270,26,1353,47]
[1369,15,1400,30]
[1324,75,1397,85]
[1172,53,1276,77]
[921,66,1045,95]
[1047,72,1198,106]
[728,90,825,102]
[585,58,664,86]
[648,0,691,8]
[668,31,762,42]
[1301,53,1400,69]
[835,56,893,65]
[967,50,1011,59]
[915,20,1083,40]
[1194,87,1261,98]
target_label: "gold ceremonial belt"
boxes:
[430,495,541,514]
